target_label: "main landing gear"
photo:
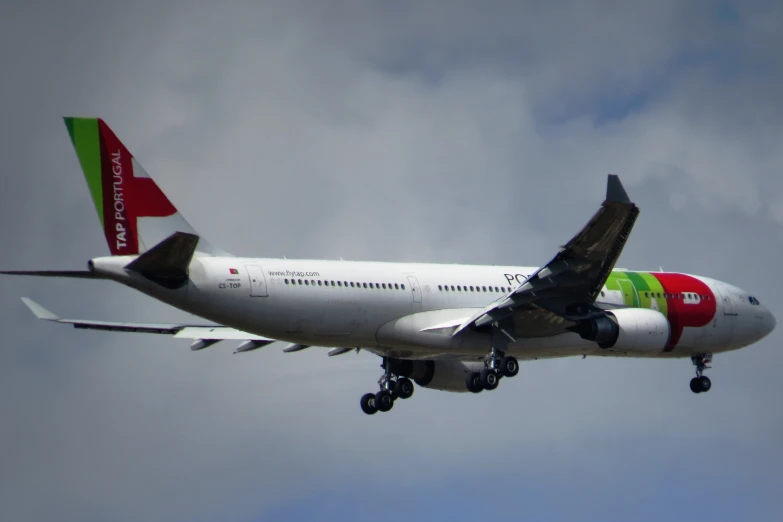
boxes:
[466,322,520,393]
[465,354,519,393]
[360,357,415,415]
[689,354,713,394]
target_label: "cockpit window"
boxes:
[749,296,760,305]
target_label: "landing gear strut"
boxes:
[689,354,712,394]
[466,322,519,393]
[360,357,414,415]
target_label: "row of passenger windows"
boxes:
[438,285,512,293]
[285,279,406,290]
[599,290,711,300]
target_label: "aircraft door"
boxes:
[407,276,422,303]
[245,265,268,297]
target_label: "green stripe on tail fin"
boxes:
[64,117,104,224]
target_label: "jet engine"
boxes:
[572,308,670,355]
[387,359,485,393]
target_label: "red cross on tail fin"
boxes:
[63,117,229,257]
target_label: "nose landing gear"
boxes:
[360,357,414,415]
[689,354,713,394]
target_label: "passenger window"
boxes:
[401,284,406,290]
[285,279,289,284]
[494,287,499,292]
[337,281,342,287]
[657,292,661,298]
[601,291,606,297]
[451,285,455,291]
[350,282,355,287]
[457,286,462,291]
[298,279,303,285]
[438,285,442,291]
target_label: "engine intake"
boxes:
[573,308,670,355]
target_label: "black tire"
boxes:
[375,390,394,412]
[480,368,499,390]
[466,372,483,393]
[360,393,378,415]
[394,378,414,399]
[689,377,702,394]
[698,376,712,393]
[500,356,519,378]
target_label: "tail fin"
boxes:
[63,117,227,257]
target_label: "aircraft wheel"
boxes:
[480,368,499,390]
[698,376,711,393]
[360,393,378,415]
[466,372,483,393]
[375,390,394,412]
[500,356,519,378]
[394,378,414,399]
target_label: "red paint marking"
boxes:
[652,273,717,351]
[98,120,177,255]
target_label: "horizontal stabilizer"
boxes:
[19,298,275,344]
[1,270,101,279]
[125,232,199,289]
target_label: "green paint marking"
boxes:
[64,117,75,144]
[636,272,667,316]
[604,271,668,316]
[616,277,638,307]
[64,117,103,224]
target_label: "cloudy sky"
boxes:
[1,1,782,520]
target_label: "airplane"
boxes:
[2,118,776,415]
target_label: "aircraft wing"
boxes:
[20,297,275,351]
[454,174,639,337]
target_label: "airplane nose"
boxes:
[762,307,776,339]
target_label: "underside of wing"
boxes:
[455,175,639,337]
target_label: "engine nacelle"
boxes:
[389,359,485,393]
[575,308,670,355]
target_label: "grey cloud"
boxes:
[1,2,782,521]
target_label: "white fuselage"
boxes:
[90,256,776,361]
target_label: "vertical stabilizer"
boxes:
[64,117,227,256]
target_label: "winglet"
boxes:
[606,174,632,204]
[21,297,60,321]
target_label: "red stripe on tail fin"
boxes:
[97,120,176,255]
